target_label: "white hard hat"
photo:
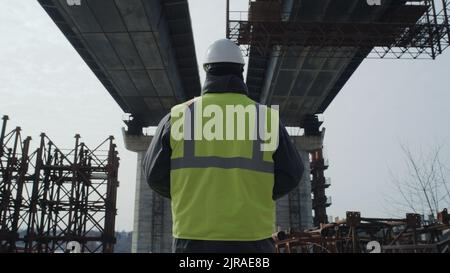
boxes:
[203,39,245,69]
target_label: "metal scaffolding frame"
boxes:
[227,0,450,59]
[0,116,120,253]
[310,148,331,226]
[300,115,331,227]
[274,209,450,253]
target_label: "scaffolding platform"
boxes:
[227,0,450,59]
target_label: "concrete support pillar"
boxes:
[122,129,172,253]
[275,149,313,231]
[297,150,313,229]
[275,129,325,231]
[131,150,152,253]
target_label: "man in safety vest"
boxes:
[143,39,304,253]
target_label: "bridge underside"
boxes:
[40,0,435,128]
[39,0,201,127]
[242,0,430,127]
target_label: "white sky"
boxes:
[1,0,449,231]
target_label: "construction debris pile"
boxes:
[274,210,450,253]
[0,115,120,253]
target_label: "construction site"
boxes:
[1,0,450,253]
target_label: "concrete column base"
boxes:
[276,149,313,231]
[123,128,172,253]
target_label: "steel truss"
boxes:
[0,116,120,253]
[227,0,450,59]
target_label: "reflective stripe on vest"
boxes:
[170,103,273,173]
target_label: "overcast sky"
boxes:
[1,0,449,231]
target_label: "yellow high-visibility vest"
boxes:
[170,93,279,241]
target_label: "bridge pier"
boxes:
[275,145,313,232]
[275,129,326,232]
[122,128,172,253]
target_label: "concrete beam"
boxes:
[292,128,325,152]
[122,127,152,152]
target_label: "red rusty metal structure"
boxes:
[310,149,331,226]
[0,116,120,253]
[273,209,450,253]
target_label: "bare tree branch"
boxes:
[400,144,435,216]
[387,167,416,212]
[388,142,449,218]
[437,156,450,203]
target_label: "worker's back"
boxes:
[169,92,279,241]
[144,39,304,253]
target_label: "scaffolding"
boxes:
[0,116,120,253]
[299,115,331,227]
[310,149,331,226]
[227,0,450,59]
[274,209,450,253]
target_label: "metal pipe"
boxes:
[37,140,53,252]
[442,0,450,42]
[226,0,230,38]
[10,136,31,252]
[431,0,442,54]
[103,136,118,253]
[425,0,437,59]
[0,115,9,157]
[25,133,46,252]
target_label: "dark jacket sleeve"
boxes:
[143,113,172,199]
[272,122,304,200]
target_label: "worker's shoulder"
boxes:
[171,96,202,112]
[156,112,171,129]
